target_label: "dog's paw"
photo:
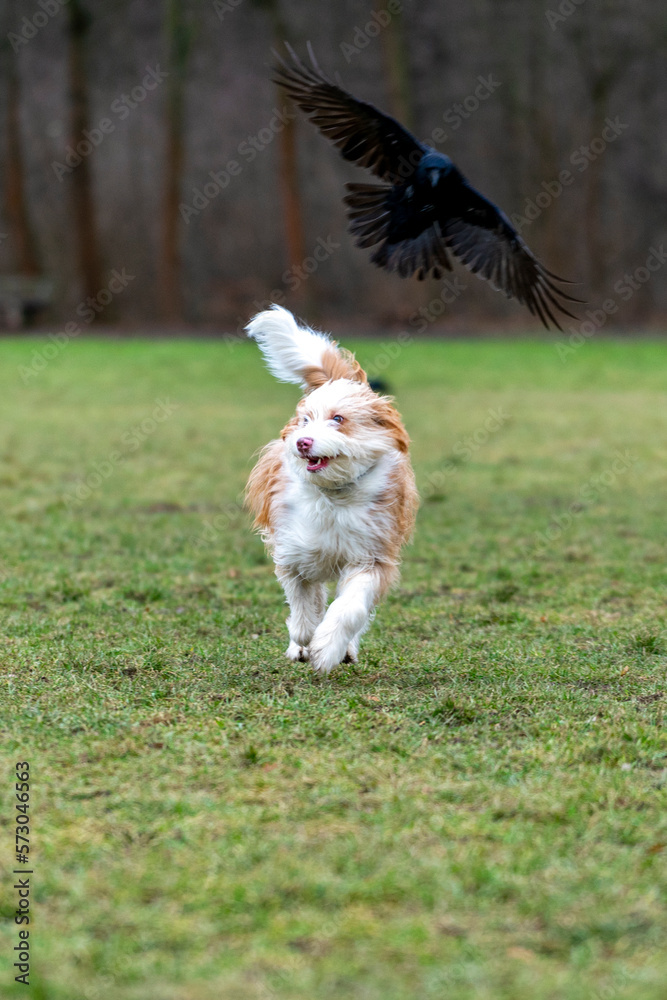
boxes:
[309,636,346,676]
[286,641,309,662]
[310,653,338,675]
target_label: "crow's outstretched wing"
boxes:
[275,45,581,329]
[344,179,579,329]
[273,43,427,184]
[439,182,580,330]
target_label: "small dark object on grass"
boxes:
[368,377,391,394]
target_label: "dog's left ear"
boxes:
[246,304,367,391]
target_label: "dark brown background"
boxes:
[2,0,665,333]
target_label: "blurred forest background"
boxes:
[0,0,665,334]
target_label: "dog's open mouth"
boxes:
[306,455,331,472]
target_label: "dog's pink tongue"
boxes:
[307,456,329,472]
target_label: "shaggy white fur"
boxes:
[246,306,418,675]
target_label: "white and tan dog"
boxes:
[246,305,418,674]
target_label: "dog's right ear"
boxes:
[302,345,367,389]
[246,305,367,390]
[371,396,410,453]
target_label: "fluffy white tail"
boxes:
[246,304,366,390]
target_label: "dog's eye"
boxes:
[301,415,309,424]
[331,415,344,424]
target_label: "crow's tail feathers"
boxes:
[344,182,453,281]
[246,305,367,391]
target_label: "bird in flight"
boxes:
[273,44,580,330]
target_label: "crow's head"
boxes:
[417,150,453,186]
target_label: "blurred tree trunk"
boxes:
[493,4,567,280]
[158,0,191,323]
[570,15,616,296]
[376,0,430,321]
[256,0,307,308]
[525,8,562,275]
[570,0,640,296]
[583,72,614,295]
[66,0,104,305]
[376,0,412,128]
[4,49,40,275]
[490,2,529,212]
[278,106,307,307]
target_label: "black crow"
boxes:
[273,44,580,330]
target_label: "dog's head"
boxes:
[283,379,408,490]
[247,305,409,489]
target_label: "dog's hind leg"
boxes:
[277,569,327,662]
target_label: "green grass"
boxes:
[0,335,666,999]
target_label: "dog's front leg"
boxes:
[276,569,327,662]
[309,567,386,675]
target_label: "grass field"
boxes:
[1,334,666,1000]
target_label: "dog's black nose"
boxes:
[296,436,314,454]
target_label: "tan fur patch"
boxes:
[302,345,368,390]
[245,438,286,533]
[389,456,420,544]
[370,396,411,454]
[366,455,419,598]
[382,455,419,549]
[280,413,300,441]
